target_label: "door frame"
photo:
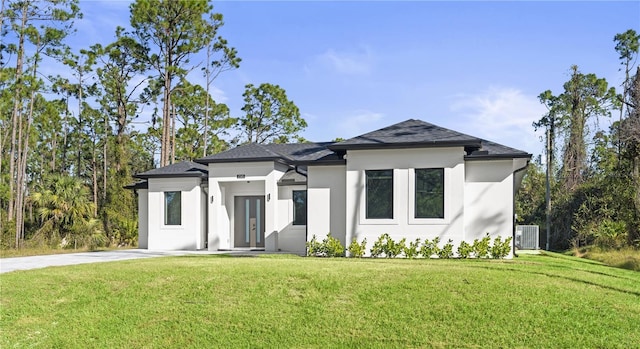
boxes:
[233,195,266,249]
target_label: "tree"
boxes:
[620,67,640,244]
[614,29,639,159]
[172,81,234,160]
[3,0,80,247]
[515,159,546,226]
[130,0,237,166]
[30,174,104,249]
[201,23,240,156]
[540,66,616,191]
[238,83,306,144]
[62,48,97,178]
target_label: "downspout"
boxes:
[202,178,209,250]
[512,160,530,258]
[295,165,309,256]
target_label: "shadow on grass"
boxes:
[465,263,640,297]
[534,253,639,281]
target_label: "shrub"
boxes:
[420,237,440,258]
[438,239,454,259]
[370,234,387,258]
[306,234,324,256]
[307,233,345,257]
[323,233,345,257]
[348,237,367,258]
[593,220,628,250]
[387,237,405,258]
[472,234,491,258]
[457,240,473,258]
[404,238,421,259]
[490,236,512,259]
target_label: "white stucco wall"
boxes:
[277,185,307,254]
[464,159,515,256]
[208,161,286,251]
[147,177,205,250]
[137,189,148,249]
[307,165,347,247]
[345,148,466,254]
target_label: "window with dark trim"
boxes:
[415,168,444,218]
[164,191,182,225]
[366,169,393,219]
[293,190,307,225]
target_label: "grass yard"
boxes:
[0,246,134,258]
[573,247,640,272]
[1,253,638,348]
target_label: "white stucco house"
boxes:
[129,119,531,256]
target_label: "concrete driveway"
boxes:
[0,249,196,274]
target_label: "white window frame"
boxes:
[408,168,450,225]
[163,191,182,226]
[359,169,399,225]
[292,190,307,226]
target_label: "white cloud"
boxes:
[209,85,228,103]
[310,46,374,75]
[449,87,547,156]
[340,110,385,138]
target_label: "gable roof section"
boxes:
[466,139,531,160]
[198,143,289,164]
[196,119,530,165]
[329,119,483,151]
[196,142,344,165]
[277,168,307,186]
[134,161,208,179]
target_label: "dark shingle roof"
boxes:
[123,181,149,190]
[192,119,530,167]
[277,169,307,186]
[466,139,531,159]
[134,161,208,179]
[329,119,483,151]
[196,142,343,165]
[197,143,289,164]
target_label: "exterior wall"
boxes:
[137,189,148,249]
[147,177,205,250]
[307,165,347,247]
[464,159,515,257]
[277,185,307,254]
[208,161,286,251]
[345,148,465,254]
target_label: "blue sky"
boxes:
[66,1,640,157]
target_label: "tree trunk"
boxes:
[203,46,211,157]
[61,91,70,173]
[9,4,27,223]
[103,111,108,202]
[161,59,172,167]
[171,103,176,164]
[51,132,57,172]
[92,150,98,217]
[15,33,40,248]
[76,70,83,178]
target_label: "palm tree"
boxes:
[30,175,104,249]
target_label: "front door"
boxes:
[234,196,265,248]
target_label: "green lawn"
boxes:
[1,253,638,348]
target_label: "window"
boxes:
[164,191,182,225]
[293,190,307,225]
[415,168,444,219]
[366,170,393,219]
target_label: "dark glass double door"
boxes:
[234,196,265,248]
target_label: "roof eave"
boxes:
[133,172,208,179]
[464,153,532,161]
[293,159,346,166]
[328,140,482,151]
[197,157,291,165]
